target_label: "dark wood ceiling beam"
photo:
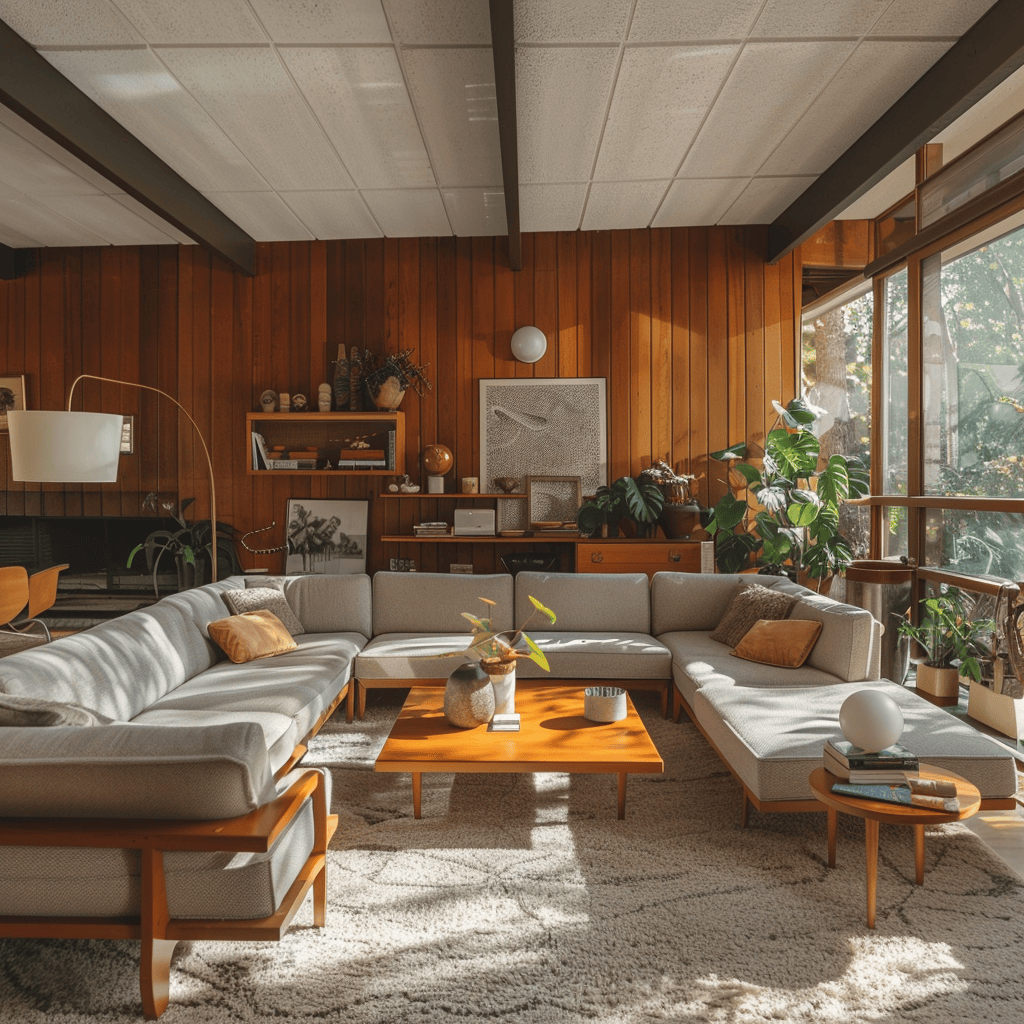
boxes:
[489,0,522,271]
[0,19,255,275]
[0,241,28,279]
[768,0,1024,264]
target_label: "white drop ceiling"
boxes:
[0,0,1017,249]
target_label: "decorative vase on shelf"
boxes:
[348,347,363,411]
[482,657,517,716]
[443,662,495,728]
[371,375,406,411]
[333,344,350,411]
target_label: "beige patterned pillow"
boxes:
[223,586,305,635]
[708,582,796,648]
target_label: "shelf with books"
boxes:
[247,411,404,476]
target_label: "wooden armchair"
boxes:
[0,563,68,643]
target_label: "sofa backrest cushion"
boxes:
[789,594,879,682]
[282,573,373,636]
[650,572,797,634]
[514,571,651,633]
[0,721,276,819]
[372,571,514,635]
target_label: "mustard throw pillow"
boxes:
[208,609,298,664]
[731,618,823,669]
[708,583,796,648]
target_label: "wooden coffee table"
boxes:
[375,682,664,819]
[809,764,982,928]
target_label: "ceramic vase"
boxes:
[443,662,494,728]
[371,376,406,411]
[483,657,517,715]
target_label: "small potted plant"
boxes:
[361,348,432,410]
[576,474,665,538]
[897,590,975,698]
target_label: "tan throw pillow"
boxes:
[731,618,823,668]
[708,582,796,648]
[208,610,298,664]
[223,586,304,635]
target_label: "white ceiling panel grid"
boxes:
[519,183,588,232]
[361,187,452,236]
[653,177,750,227]
[628,0,763,43]
[110,193,196,244]
[204,190,314,241]
[280,190,383,239]
[0,194,112,247]
[248,0,392,45]
[720,175,816,225]
[581,179,668,231]
[515,0,631,45]
[40,192,181,244]
[0,0,141,46]
[871,0,999,38]
[441,187,507,236]
[750,0,892,40]
[112,0,267,45]
[382,0,491,46]
[0,122,106,197]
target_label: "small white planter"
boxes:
[584,686,627,723]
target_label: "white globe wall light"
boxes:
[510,325,547,363]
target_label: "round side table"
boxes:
[808,763,981,928]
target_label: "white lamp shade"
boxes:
[8,410,124,482]
[839,689,904,753]
[510,325,547,363]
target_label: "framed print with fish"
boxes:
[479,378,607,497]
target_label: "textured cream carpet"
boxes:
[3,691,1024,1023]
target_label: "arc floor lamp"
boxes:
[7,374,218,581]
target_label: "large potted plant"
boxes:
[576,474,665,539]
[704,398,869,587]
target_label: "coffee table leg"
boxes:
[915,824,925,884]
[865,817,879,929]
[827,808,837,868]
[617,773,626,820]
[412,772,421,819]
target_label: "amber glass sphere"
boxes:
[423,444,454,476]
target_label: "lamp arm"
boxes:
[68,374,219,583]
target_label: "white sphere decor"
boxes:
[839,689,904,752]
[510,325,547,363]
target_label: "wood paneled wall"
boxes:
[0,228,799,573]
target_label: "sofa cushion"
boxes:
[371,572,513,635]
[356,633,479,680]
[281,573,373,637]
[208,610,298,664]
[731,619,822,669]
[789,593,880,681]
[708,583,795,647]
[514,632,671,679]
[0,694,113,727]
[650,572,799,634]
[223,586,305,635]
[692,680,1017,803]
[513,571,651,633]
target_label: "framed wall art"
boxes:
[285,498,368,574]
[0,375,26,432]
[479,377,607,496]
[525,475,582,528]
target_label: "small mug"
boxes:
[462,477,479,494]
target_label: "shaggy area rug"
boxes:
[3,692,1024,1024]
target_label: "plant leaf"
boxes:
[732,462,762,486]
[706,492,747,532]
[522,634,550,672]
[528,594,557,625]
[766,428,819,477]
[709,443,748,461]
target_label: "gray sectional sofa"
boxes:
[0,568,1017,1018]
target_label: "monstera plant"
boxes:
[576,474,665,539]
[705,398,869,583]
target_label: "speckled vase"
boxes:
[443,662,495,728]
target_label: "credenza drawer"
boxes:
[576,540,713,578]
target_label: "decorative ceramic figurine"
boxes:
[333,344,350,410]
[349,346,363,411]
[317,382,332,412]
[399,474,420,493]
[279,392,290,412]
[260,389,277,413]
[291,394,308,413]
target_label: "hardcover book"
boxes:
[825,738,919,769]
[831,780,960,813]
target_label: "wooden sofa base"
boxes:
[672,685,1017,822]
[0,769,337,1019]
[349,676,671,721]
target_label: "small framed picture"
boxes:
[0,375,26,432]
[285,498,368,574]
[525,475,582,529]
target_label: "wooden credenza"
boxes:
[576,539,714,579]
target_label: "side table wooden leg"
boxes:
[617,772,626,820]
[865,817,879,929]
[412,772,422,819]
[915,824,925,885]
[827,808,837,868]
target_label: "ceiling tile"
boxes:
[0,194,116,246]
[837,158,915,219]
[580,180,668,231]
[520,183,587,232]
[751,0,890,39]
[515,0,631,44]
[247,0,391,44]
[204,191,314,241]
[653,177,749,226]
[43,49,270,193]
[0,218,41,248]
[281,47,433,189]
[629,0,762,42]
[360,189,451,236]
[40,193,181,244]
[111,0,266,44]
[0,0,142,45]
[0,123,106,197]
[871,0,999,38]
[719,176,815,225]
[594,44,736,181]
[680,40,856,178]
[382,0,490,45]
[280,191,383,239]
[402,48,500,187]
[761,40,951,176]
[441,187,506,236]
[110,193,196,244]
[517,46,620,183]
[155,47,355,190]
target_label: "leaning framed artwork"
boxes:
[479,378,607,496]
[0,375,26,432]
[526,475,582,528]
[285,498,368,574]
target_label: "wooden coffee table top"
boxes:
[375,682,664,776]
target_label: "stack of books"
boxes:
[413,521,450,537]
[823,737,919,783]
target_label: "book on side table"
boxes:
[831,776,961,813]
[823,738,920,783]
